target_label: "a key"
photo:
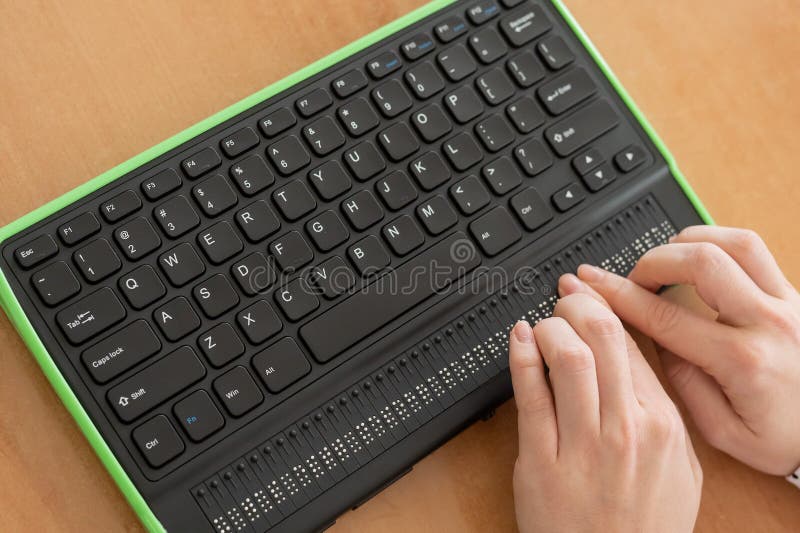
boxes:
[141,169,181,201]
[544,100,619,156]
[259,107,296,138]
[469,27,507,64]
[581,162,616,192]
[114,217,161,260]
[193,274,240,318]
[614,145,647,172]
[573,147,604,175]
[416,195,458,235]
[267,135,310,176]
[476,68,515,105]
[101,190,141,222]
[404,62,445,99]
[538,68,597,115]
[366,51,402,79]
[401,33,436,60]
[133,415,184,468]
[343,141,386,181]
[337,98,380,137]
[159,243,205,287]
[331,69,368,98]
[409,151,451,191]
[450,176,491,215]
[347,235,391,276]
[382,215,425,256]
[302,116,345,156]
[231,252,276,296]
[252,338,311,393]
[308,161,352,201]
[58,212,100,245]
[378,123,420,162]
[469,206,522,256]
[56,287,126,344]
[274,278,320,321]
[236,300,283,344]
[269,231,314,272]
[305,210,350,252]
[153,195,200,238]
[235,200,281,242]
[515,138,553,176]
[74,238,121,282]
[181,148,221,179]
[437,45,477,81]
[444,86,484,124]
[375,170,418,210]
[119,265,166,309]
[341,190,384,231]
[213,366,264,417]
[154,296,201,341]
[506,51,545,87]
[198,323,245,367]
[295,88,332,117]
[198,221,243,265]
[411,104,452,142]
[509,187,553,231]
[482,157,523,195]
[15,234,58,269]
[81,320,161,383]
[500,3,552,46]
[371,79,412,118]
[475,114,515,152]
[552,183,586,211]
[538,35,574,70]
[174,390,225,442]
[272,179,316,221]
[466,1,500,24]
[443,132,483,171]
[32,261,80,306]
[506,96,545,133]
[229,154,274,196]
[309,257,356,299]
[434,16,468,43]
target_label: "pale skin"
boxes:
[509,226,800,532]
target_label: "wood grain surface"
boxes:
[1,1,798,531]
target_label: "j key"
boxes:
[410,151,451,191]
[411,104,452,142]
[58,212,100,245]
[332,69,368,98]
[237,300,283,344]
[174,390,225,442]
[309,256,356,299]
[348,235,391,276]
[552,183,586,212]
[159,243,205,287]
[114,217,162,260]
[303,116,345,156]
[193,274,240,318]
[275,278,320,321]
[199,323,245,367]
[132,415,184,468]
[342,190,384,231]
[213,366,264,417]
[434,16,468,43]
[259,107,296,138]
[507,51,546,88]
[401,33,436,60]
[295,88,332,117]
[300,232,480,362]
[15,234,58,268]
[235,200,281,242]
[181,147,221,179]
[56,287,126,344]
[443,133,483,171]
[343,142,386,181]
[538,35,575,70]
[269,231,314,272]
[308,161,352,201]
[444,86,484,124]
[382,215,425,256]
[153,195,200,238]
[229,154,274,196]
[154,296,201,341]
[273,179,316,221]
[376,170,418,210]
[220,126,259,158]
[614,145,647,172]
[306,210,349,252]
[500,3,552,47]
[538,68,596,115]
[378,123,420,162]
[404,62,445,99]
[268,135,310,176]
[437,45,477,82]
[581,162,616,192]
[371,79,412,118]
[467,1,500,24]
[475,114,515,152]
[450,175,491,215]
[482,157,523,195]
[510,187,553,231]
[337,98,379,137]
[468,27,507,64]
[81,320,161,383]
[476,68,515,105]
[108,346,205,422]
[506,96,545,133]
[252,338,311,393]
[119,265,166,309]
[232,252,276,296]
[74,239,121,282]
[515,138,553,176]
[573,147,604,175]
[197,221,243,264]
[32,261,80,306]
[101,190,141,223]
[141,169,181,201]
[366,50,402,79]
[416,195,458,235]
[545,100,619,156]
[469,206,522,256]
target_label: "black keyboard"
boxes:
[0,1,707,531]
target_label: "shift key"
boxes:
[108,346,206,422]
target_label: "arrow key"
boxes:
[614,145,647,173]
[581,162,616,192]
[552,183,586,212]
[32,261,81,306]
[572,147,604,176]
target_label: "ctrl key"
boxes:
[133,415,184,468]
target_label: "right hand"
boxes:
[574,226,800,476]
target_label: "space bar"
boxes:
[299,232,481,363]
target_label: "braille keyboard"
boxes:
[0,1,709,531]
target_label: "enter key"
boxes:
[537,67,596,115]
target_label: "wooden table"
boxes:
[1,0,798,531]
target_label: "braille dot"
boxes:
[422,342,431,350]
[387,365,396,374]
[197,488,206,497]
[645,198,653,205]
[237,463,246,471]
[411,350,420,358]
[543,264,551,272]
[289,429,297,438]
[276,438,284,446]
[576,244,582,251]
[490,299,498,307]
[262,445,272,455]
[479,306,487,314]
[457,320,465,328]
[250,454,259,463]
[554,258,561,265]
[565,250,573,258]
[511,286,519,293]
[399,358,407,366]
[314,413,322,421]
[376,373,384,381]
[434,335,442,343]
[468,313,476,321]
[500,293,508,300]
[606,224,612,231]
[302,421,309,430]
[364,381,372,389]
[446,327,454,335]
[224,472,234,480]
[351,388,360,396]
[327,404,335,412]
[586,236,593,243]
[210,480,219,488]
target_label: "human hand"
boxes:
[575,225,800,476]
[508,293,702,533]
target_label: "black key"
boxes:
[416,195,458,235]
[545,100,619,156]
[573,147,603,175]
[614,145,647,172]
[467,1,500,24]
[81,320,161,383]
[341,190,384,230]
[193,274,240,318]
[507,51,546,87]
[437,45,477,82]
[268,135,310,176]
[382,216,425,256]
[303,116,345,156]
[56,287,126,344]
[174,390,225,442]
[154,296,201,341]
[343,141,386,181]
[411,104,452,142]
[475,114,515,152]
[299,232,480,362]
[296,88,332,117]
[507,96,545,133]
[119,265,166,309]
[444,86,484,124]
[229,154,274,196]
[582,162,616,192]
[371,79,412,118]
[200,322,246,368]
[259,107,296,138]
[159,243,205,287]
[32,261,80,306]
[272,179,316,221]
[141,169,181,201]
[101,190,141,222]
[181,147,221,179]
[443,133,483,171]
[332,69,368,98]
[476,68,515,105]
[74,239,121,282]
[133,415,184,468]
[378,123,419,161]
[114,217,161,260]
[153,195,200,238]
[235,200,281,242]
[482,157,523,195]
[510,187,553,231]
[221,127,259,158]
[252,338,311,393]
[434,16,468,43]
[450,176,491,215]
[469,27,507,64]
[538,68,596,115]
[275,278,320,321]
[309,257,356,299]
[410,151,451,191]
[237,300,283,344]
[515,138,553,176]
[347,235,391,276]
[375,170,418,210]
[232,252,276,296]
[552,183,586,211]
[501,0,525,6]
[198,221,243,264]
[270,231,314,272]
[401,33,436,60]
[538,35,574,70]
[500,3,552,46]
[469,206,522,256]
[366,51,402,79]
[405,62,445,99]
[108,346,205,422]
[337,97,380,137]
[58,212,101,245]
[15,235,57,269]
[214,366,264,417]
[308,161,352,201]
[306,210,349,252]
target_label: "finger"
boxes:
[533,317,600,445]
[672,226,794,298]
[509,321,558,460]
[559,273,609,306]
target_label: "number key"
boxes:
[74,239,121,283]
[154,195,200,238]
[114,217,162,260]
[267,135,310,176]
[302,116,345,156]
[192,174,238,217]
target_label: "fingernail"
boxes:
[558,273,585,296]
[577,264,604,282]
[513,320,533,342]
